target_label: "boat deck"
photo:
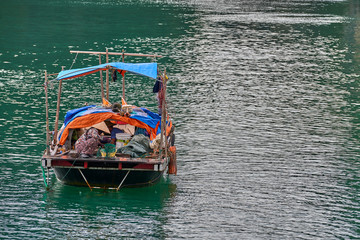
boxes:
[41,151,167,172]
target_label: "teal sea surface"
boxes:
[0,0,359,239]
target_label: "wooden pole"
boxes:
[47,168,49,186]
[163,69,168,161]
[78,169,92,190]
[53,66,65,145]
[53,79,62,145]
[70,50,162,58]
[99,54,104,100]
[159,70,167,161]
[116,170,130,191]
[122,49,125,99]
[106,48,109,100]
[44,71,50,155]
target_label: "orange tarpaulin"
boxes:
[58,112,158,145]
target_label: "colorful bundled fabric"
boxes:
[75,128,101,155]
[57,106,172,146]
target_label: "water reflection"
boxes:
[42,177,177,239]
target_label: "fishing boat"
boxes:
[41,49,176,190]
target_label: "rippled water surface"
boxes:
[0,0,359,239]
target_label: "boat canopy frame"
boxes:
[43,49,168,156]
[55,62,158,81]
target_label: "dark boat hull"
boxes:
[42,153,168,189]
[53,167,164,188]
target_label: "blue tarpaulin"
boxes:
[56,62,158,80]
[63,105,96,125]
[57,106,165,143]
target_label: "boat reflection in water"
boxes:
[42,177,178,238]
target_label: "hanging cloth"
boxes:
[112,69,117,82]
[153,77,162,93]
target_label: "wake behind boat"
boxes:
[41,49,176,190]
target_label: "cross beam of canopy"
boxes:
[70,50,162,58]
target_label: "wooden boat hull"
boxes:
[53,168,163,188]
[41,153,168,189]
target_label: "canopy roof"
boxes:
[55,62,158,80]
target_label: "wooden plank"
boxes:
[42,154,164,164]
[70,50,162,58]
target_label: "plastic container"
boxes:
[116,133,131,149]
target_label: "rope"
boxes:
[59,158,78,182]
[69,52,79,70]
[41,164,48,188]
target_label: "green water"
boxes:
[1,0,360,239]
